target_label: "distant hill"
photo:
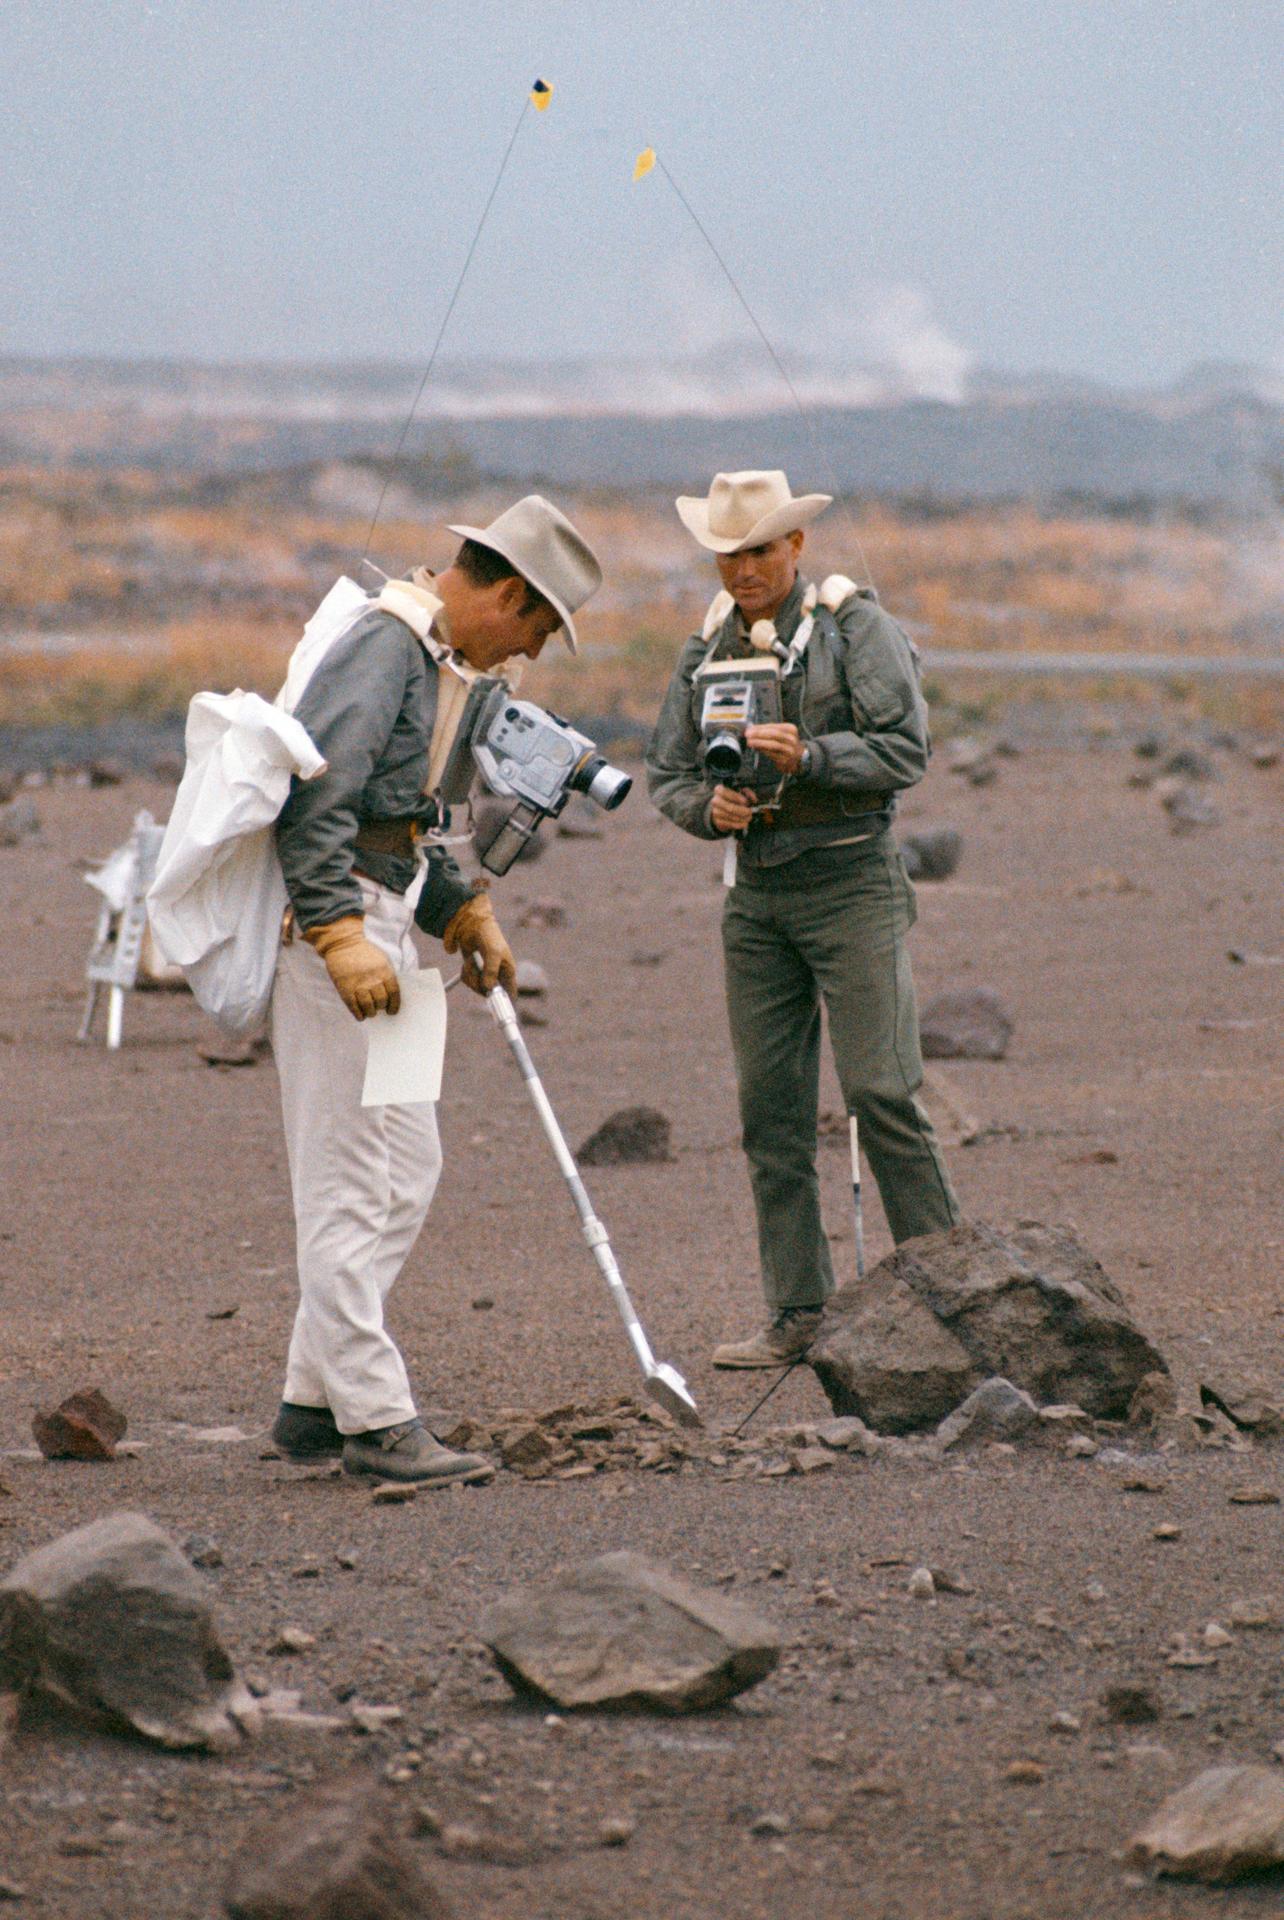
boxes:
[1,354,1280,510]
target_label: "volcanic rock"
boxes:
[577,1106,673,1166]
[88,758,127,788]
[32,1387,127,1461]
[479,1549,780,1713]
[920,988,1013,1060]
[936,1377,1040,1449]
[810,1221,1166,1431]
[1128,1765,1284,1884]
[1199,1372,1284,1437]
[1160,746,1217,782]
[514,959,549,997]
[0,1511,253,1750]
[225,1770,453,1919]
[0,797,41,847]
[808,1263,978,1434]
[900,826,963,881]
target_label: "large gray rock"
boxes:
[479,1549,780,1713]
[0,1511,253,1750]
[809,1264,979,1435]
[810,1221,1166,1432]
[226,1771,453,1919]
[920,988,1013,1060]
[1128,1766,1284,1883]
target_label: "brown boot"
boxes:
[712,1309,822,1370]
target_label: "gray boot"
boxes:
[342,1418,494,1486]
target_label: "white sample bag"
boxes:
[147,575,376,1032]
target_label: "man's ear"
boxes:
[494,573,529,617]
[790,530,806,560]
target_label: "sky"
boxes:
[0,0,1280,393]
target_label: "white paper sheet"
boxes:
[361,969,447,1107]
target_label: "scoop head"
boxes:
[646,1363,702,1429]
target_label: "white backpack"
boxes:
[147,578,370,1032]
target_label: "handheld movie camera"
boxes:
[438,681,630,875]
[693,656,783,790]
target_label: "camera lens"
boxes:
[571,753,632,811]
[704,730,745,779]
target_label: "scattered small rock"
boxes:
[919,989,1013,1061]
[1203,1622,1233,1650]
[515,898,566,930]
[750,1811,790,1837]
[936,1377,1039,1450]
[0,797,41,847]
[1128,1764,1284,1884]
[269,1627,317,1656]
[1004,1759,1046,1784]
[88,758,127,788]
[577,1106,673,1166]
[224,1769,455,1918]
[1160,746,1217,782]
[0,1511,253,1751]
[1154,1523,1182,1542]
[479,1549,780,1713]
[1049,1711,1081,1736]
[597,1814,635,1848]
[1104,1685,1161,1725]
[1161,782,1220,833]
[513,959,549,997]
[184,1534,224,1570]
[31,1387,127,1461]
[899,826,963,881]
[1249,743,1280,770]
[907,1567,936,1600]
[1229,1486,1280,1506]
[1227,1599,1277,1630]
[349,1702,403,1735]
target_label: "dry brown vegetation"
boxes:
[1,466,1280,731]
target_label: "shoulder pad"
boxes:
[818,574,859,613]
[376,579,444,644]
[701,589,735,639]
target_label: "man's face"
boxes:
[714,530,804,623]
[451,575,563,671]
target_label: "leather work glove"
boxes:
[303,915,401,1020]
[442,891,517,996]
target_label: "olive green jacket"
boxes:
[645,574,930,869]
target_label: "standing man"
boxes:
[271,496,602,1479]
[647,471,959,1368]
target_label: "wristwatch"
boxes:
[798,744,814,778]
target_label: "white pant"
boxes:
[272,875,441,1434]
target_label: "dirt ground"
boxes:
[1,728,1282,1919]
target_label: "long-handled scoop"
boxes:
[483,982,700,1427]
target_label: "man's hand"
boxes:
[303,915,400,1021]
[442,891,517,995]
[710,784,757,834]
[745,721,805,776]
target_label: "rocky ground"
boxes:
[0,724,1281,1918]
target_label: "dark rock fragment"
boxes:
[920,988,1013,1060]
[32,1387,127,1461]
[900,826,963,882]
[577,1106,673,1166]
[225,1770,453,1919]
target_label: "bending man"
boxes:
[647,471,959,1368]
[272,496,601,1478]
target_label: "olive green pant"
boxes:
[722,835,960,1315]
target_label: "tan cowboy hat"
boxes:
[675,470,832,554]
[447,494,602,653]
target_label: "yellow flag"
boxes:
[530,78,553,111]
[633,146,656,182]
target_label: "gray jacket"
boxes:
[276,608,475,936]
[645,574,929,869]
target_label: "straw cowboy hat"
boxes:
[675,470,832,554]
[448,494,602,653]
